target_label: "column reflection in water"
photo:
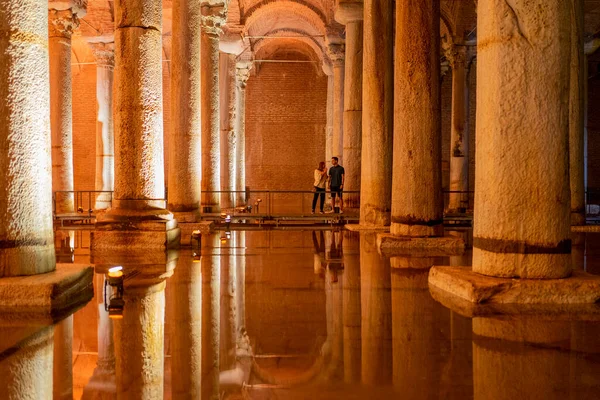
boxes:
[342,230,361,382]
[53,315,74,399]
[473,317,571,400]
[570,321,600,398]
[390,256,449,397]
[0,326,54,399]
[82,274,116,399]
[202,235,221,400]
[323,229,344,380]
[167,250,202,399]
[360,233,392,385]
[220,232,236,370]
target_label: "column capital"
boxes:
[326,43,345,67]
[201,5,226,37]
[235,62,253,89]
[48,8,79,39]
[335,2,363,25]
[444,44,468,69]
[89,41,115,68]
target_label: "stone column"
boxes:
[569,0,585,226]
[360,233,392,385]
[112,0,166,212]
[200,7,226,213]
[114,282,166,399]
[168,0,202,222]
[342,231,361,382]
[53,315,74,400]
[360,0,393,226]
[0,0,56,276]
[337,4,363,210]
[0,327,54,399]
[391,0,442,237]
[202,235,221,400]
[169,251,202,399]
[220,54,237,209]
[234,62,252,206]
[446,45,470,214]
[473,0,572,278]
[89,41,115,210]
[324,69,334,163]
[327,42,345,163]
[49,3,81,214]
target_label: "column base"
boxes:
[92,212,181,251]
[178,221,214,246]
[345,224,390,232]
[378,234,465,256]
[0,264,93,323]
[429,266,600,305]
[390,222,444,237]
[92,250,177,285]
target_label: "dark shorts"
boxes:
[330,186,342,198]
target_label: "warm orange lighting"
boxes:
[108,266,123,278]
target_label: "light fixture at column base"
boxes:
[429,266,600,307]
[0,264,93,324]
[378,234,465,256]
[177,221,214,246]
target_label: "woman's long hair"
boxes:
[318,161,326,171]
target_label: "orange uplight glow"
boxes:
[108,266,123,278]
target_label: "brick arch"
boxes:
[242,0,327,37]
[253,36,324,75]
[253,28,326,63]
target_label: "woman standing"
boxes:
[312,161,328,214]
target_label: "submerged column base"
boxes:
[378,234,465,256]
[429,266,600,305]
[0,264,93,320]
[177,221,214,246]
[92,210,180,251]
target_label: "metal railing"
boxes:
[53,190,113,215]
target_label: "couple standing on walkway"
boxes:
[312,157,345,214]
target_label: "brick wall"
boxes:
[245,57,328,197]
[72,64,96,191]
[587,52,600,204]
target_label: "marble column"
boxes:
[111,0,167,213]
[169,252,202,399]
[360,0,393,226]
[327,42,345,163]
[360,233,392,385]
[0,327,54,399]
[202,235,221,400]
[200,7,226,213]
[324,69,334,164]
[168,0,202,222]
[49,4,80,214]
[219,53,236,209]
[0,0,56,276]
[53,315,74,399]
[114,282,166,399]
[391,0,443,237]
[569,0,585,226]
[446,45,470,214]
[89,41,115,210]
[337,4,363,210]
[234,62,252,206]
[474,0,572,278]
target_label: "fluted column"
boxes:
[327,42,345,163]
[360,0,393,226]
[89,41,115,210]
[168,0,202,221]
[234,62,252,206]
[111,0,167,213]
[49,4,81,214]
[337,4,363,211]
[569,0,585,226]
[220,53,237,209]
[473,0,571,278]
[200,7,225,213]
[0,0,56,276]
[446,45,470,214]
[391,0,442,237]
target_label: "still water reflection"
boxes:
[1,230,599,399]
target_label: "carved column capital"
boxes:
[235,62,253,89]
[327,43,345,67]
[48,8,79,39]
[89,41,115,69]
[445,44,467,69]
[201,6,226,37]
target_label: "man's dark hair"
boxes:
[332,157,339,162]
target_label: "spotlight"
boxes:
[105,266,125,319]
[191,230,201,252]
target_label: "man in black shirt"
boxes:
[328,157,345,213]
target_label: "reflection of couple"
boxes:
[312,230,344,282]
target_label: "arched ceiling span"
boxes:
[242,0,327,38]
[253,28,325,63]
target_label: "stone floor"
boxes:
[2,229,600,399]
